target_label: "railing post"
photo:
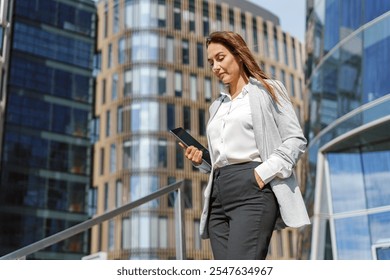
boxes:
[174,181,186,260]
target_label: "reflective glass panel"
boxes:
[334,215,372,259]
[328,153,366,213]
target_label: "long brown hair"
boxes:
[206,31,278,102]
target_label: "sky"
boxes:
[248,0,307,42]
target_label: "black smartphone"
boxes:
[170,127,211,167]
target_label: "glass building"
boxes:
[0,0,96,259]
[0,0,13,156]
[92,0,306,260]
[304,0,390,259]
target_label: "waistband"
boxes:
[213,161,261,175]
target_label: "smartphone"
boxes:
[169,127,211,167]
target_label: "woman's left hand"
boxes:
[254,170,265,189]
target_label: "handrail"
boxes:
[0,180,185,260]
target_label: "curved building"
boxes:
[92,0,306,260]
[305,0,390,259]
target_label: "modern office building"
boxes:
[304,0,390,259]
[92,0,306,260]
[0,0,96,259]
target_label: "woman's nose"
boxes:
[212,62,220,72]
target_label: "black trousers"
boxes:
[208,161,279,260]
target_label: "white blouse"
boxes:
[207,85,262,168]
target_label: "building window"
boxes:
[158,0,166,27]
[91,117,100,143]
[113,0,119,34]
[184,179,193,208]
[253,17,258,53]
[104,1,108,38]
[292,39,297,69]
[130,175,159,208]
[216,5,222,31]
[175,71,182,97]
[288,230,294,258]
[118,37,126,64]
[281,69,286,85]
[202,1,209,36]
[102,79,106,104]
[158,138,167,168]
[125,66,164,96]
[174,0,181,30]
[158,68,166,95]
[290,74,295,97]
[190,74,197,101]
[117,106,123,133]
[229,9,234,31]
[194,219,201,250]
[283,33,289,65]
[183,106,191,130]
[110,143,116,173]
[132,32,159,62]
[197,43,204,67]
[263,22,269,57]
[167,103,175,130]
[108,43,112,68]
[125,0,166,28]
[100,147,105,175]
[204,77,212,102]
[182,39,189,64]
[176,142,184,169]
[189,0,195,32]
[112,73,118,100]
[88,187,97,217]
[159,216,168,248]
[104,182,109,210]
[116,180,123,208]
[166,36,174,63]
[198,109,206,136]
[273,27,279,61]
[270,66,276,79]
[130,101,159,132]
[108,220,115,251]
[123,140,131,169]
[277,230,283,257]
[124,70,131,96]
[106,110,111,137]
[241,13,247,41]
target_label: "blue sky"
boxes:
[249,0,306,42]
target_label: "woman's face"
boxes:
[207,42,243,86]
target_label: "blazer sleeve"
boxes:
[255,80,307,184]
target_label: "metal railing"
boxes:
[0,181,186,260]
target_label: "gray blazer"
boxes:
[197,77,310,239]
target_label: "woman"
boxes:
[181,31,310,260]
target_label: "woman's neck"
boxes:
[229,75,249,99]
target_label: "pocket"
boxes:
[251,168,263,191]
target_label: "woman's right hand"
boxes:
[178,143,203,165]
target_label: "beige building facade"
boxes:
[92,0,306,260]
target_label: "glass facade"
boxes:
[93,0,305,260]
[305,0,390,259]
[0,0,96,259]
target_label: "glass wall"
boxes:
[305,0,390,259]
